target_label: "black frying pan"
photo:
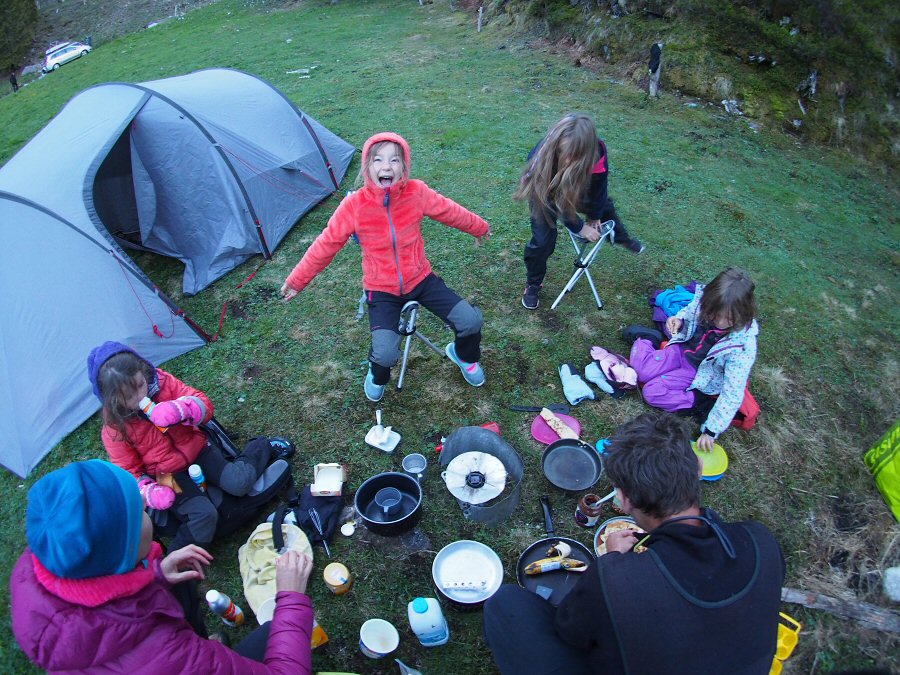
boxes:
[516,496,594,606]
[541,439,604,491]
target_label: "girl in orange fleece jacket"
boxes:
[281,132,491,402]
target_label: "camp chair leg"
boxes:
[397,301,447,391]
[550,221,614,311]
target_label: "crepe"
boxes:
[539,408,580,440]
[596,520,648,556]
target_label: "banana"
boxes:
[524,556,588,575]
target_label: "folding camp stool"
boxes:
[396,300,448,391]
[550,219,616,310]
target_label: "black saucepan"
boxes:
[354,472,422,536]
[516,496,594,606]
[541,439,604,491]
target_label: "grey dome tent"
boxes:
[0,69,354,477]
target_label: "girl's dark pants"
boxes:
[524,198,635,287]
[366,273,483,386]
[169,436,272,550]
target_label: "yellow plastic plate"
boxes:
[692,441,728,477]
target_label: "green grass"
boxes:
[1,1,899,673]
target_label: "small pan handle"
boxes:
[540,495,554,536]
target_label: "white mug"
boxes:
[359,618,399,658]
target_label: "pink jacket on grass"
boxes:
[10,543,313,674]
[284,131,490,297]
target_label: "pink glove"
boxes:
[138,477,176,510]
[148,397,205,427]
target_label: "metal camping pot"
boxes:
[439,426,524,526]
[354,472,422,536]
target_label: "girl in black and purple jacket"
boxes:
[515,114,644,309]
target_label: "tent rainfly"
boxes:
[0,68,355,477]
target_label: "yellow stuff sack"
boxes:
[238,516,313,621]
[864,420,900,522]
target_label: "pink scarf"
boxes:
[32,541,163,607]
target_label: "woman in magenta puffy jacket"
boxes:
[11,460,314,674]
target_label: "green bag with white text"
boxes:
[864,420,900,523]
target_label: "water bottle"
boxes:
[407,597,449,647]
[188,464,206,493]
[206,589,244,627]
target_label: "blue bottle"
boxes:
[188,464,206,492]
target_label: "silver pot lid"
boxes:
[442,451,507,504]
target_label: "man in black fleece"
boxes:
[484,412,784,675]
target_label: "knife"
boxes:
[509,404,570,413]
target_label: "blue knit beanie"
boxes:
[26,460,144,579]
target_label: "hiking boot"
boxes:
[522,284,541,310]
[267,437,296,462]
[364,365,385,402]
[445,342,486,387]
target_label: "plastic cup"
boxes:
[374,487,402,517]
[359,618,399,658]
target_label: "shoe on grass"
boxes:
[622,324,663,348]
[267,437,296,462]
[621,238,645,253]
[522,284,541,310]
[445,342,485,387]
[364,365,385,402]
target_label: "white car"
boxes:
[42,42,92,73]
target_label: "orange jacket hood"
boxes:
[361,132,411,192]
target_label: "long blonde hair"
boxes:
[514,114,599,224]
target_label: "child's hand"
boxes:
[577,223,601,242]
[149,397,203,427]
[280,281,299,302]
[696,433,715,452]
[138,476,176,510]
[475,226,492,247]
[666,316,683,335]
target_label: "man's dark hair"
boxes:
[604,412,701,519]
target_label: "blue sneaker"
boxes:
[364,366,385,402]
[445,342,485,387]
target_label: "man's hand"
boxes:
[666,316,683,336]
[606,528,640,554]
[275,550,313,595]
[696,433,715,452]
[280,282,299,303]
[577,223,601,242]
[160,545,213,584]
[475,226,492,247]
